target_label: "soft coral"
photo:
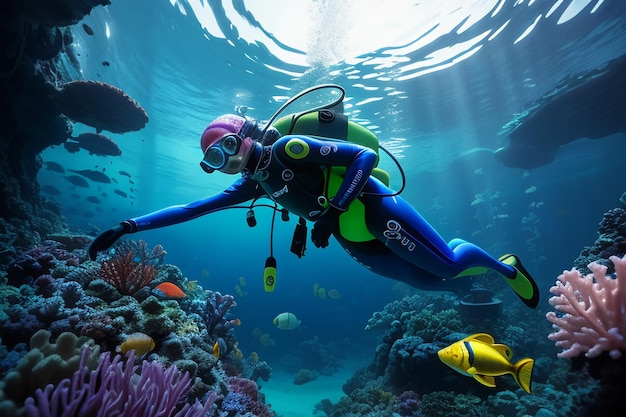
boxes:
[99,251,157,295]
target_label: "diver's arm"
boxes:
[88,177,264,260]
[327,141,377,210]
[131,177,264,231]
[275,135,377,211]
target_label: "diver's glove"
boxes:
[88,220,135,260]
[311,206,342,248]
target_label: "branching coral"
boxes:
[99,251,157,295]
[546,255,626,359]
[116,239,167,264]
[24,347,217,417]
[203,291,237,333]
[137,239,167,263]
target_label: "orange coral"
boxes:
[99,251,157,295]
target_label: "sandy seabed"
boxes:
[261,366,359,417]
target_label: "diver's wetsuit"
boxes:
[129,134,520,296]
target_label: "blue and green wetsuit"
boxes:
[128,111,539,307]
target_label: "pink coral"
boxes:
[546,255,626,359]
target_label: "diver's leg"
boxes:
[445,240,540,308]
[448,238,466,250]
[335,236,472,297]
[360,179,539,308]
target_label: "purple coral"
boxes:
[546,255,626,359]
[7,243,81,287]
[394,390,422,416]
[137,239,167,263]
[79,314,123,350]
[7,252,54,286]
[24,347,217,417]
[204,291,236,333]
[0,306,43,349]
[33,274,57,297]
[116,239,167,264]
[57,280,84,307]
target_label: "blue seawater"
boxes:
[28,1,626,415]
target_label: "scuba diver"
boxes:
[88,85,539,308]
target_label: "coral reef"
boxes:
[298,336,342,376]
[0,240,275,416]
[544,207,626,417]
[293,368,319,385]
[0,329,100,414]
[546,255,626,359]
[420,391,482,417]
[393,390,421,417]
[24,348,217,417]
[315,288,596,417]
[248,358,272,383]
[573,208,626,273]
[116,239,167,264]
[222,376,276,417]
[316,387,397,417]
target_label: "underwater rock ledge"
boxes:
[0,0,147,269]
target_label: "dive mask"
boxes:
[200,133,245,173]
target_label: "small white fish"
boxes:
[273,312,301,330]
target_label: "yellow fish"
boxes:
[233,348,244,360]
[116,332,155,357]
[259,333,275,346]
[437,333,534,394]
[316,287,326,300]
[213,341,220,359]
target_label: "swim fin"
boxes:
[499,254,540,309]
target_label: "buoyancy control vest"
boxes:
[271,110,391,242]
